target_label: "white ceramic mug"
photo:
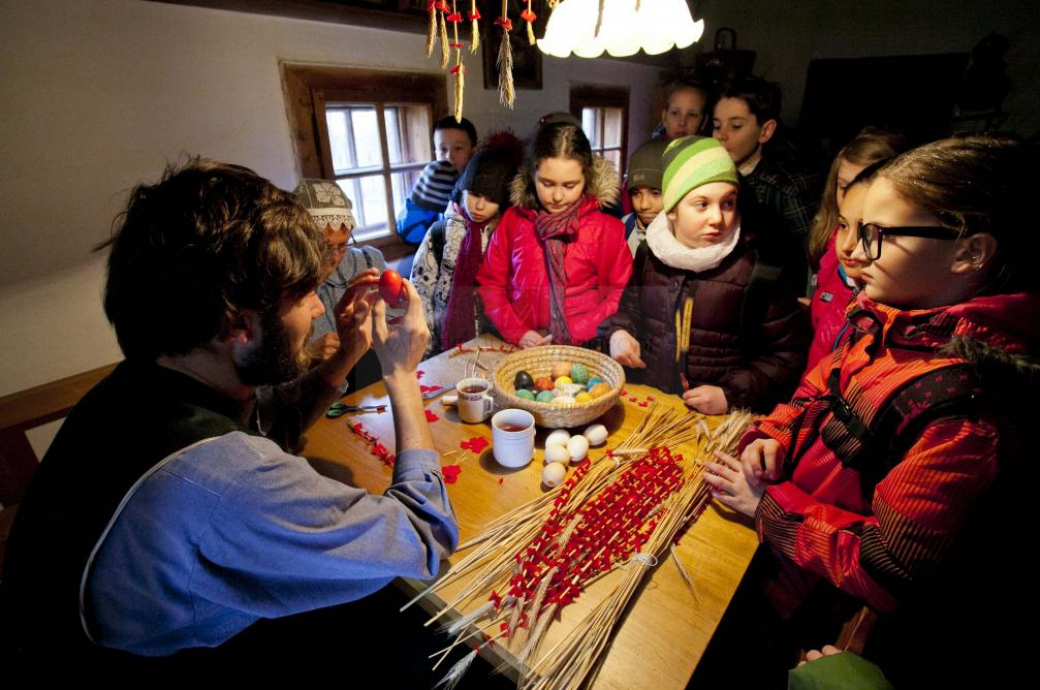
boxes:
[491,409,536,468]
[456,377,494,424]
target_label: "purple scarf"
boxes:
[534,198,584,345]
[441,216,491,350]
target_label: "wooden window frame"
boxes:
[281,62,448,260]
[570,85,631,175]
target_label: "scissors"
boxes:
[326,401,387,418]
[327,385,448,418]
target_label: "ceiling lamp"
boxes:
[538,0,705,59]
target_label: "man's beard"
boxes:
[235,308,308,386]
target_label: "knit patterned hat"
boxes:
[626,139,668,190]
[661,136,738,212]
[409,158,459,213]
[293,179,356,232]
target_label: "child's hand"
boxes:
[609,330,646,368]
[741,438,784,482]
[703,450,765,518]
[682,385,728,415]
[519,330,552,349]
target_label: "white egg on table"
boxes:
[545,429,571,448]
[583,424,608,446]
[567,435,589,463]
[544,444,570,465]
[542,462,567,487]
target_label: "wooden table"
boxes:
[302,335,758,689]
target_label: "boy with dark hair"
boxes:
[0,159,456,663]
[621,139,667,255]
[395,116,478,245]
[713,77,819,281]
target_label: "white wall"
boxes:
[0,0,663,397]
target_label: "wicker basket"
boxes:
[490,345,625,428]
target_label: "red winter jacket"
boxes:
[805,232,857,373]
[742,291,1040,615]
[476,196,633,345]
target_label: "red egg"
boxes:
[378,269,406,306]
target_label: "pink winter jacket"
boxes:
[476,196,633,345]
[806,232,857,372]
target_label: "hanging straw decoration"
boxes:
[426,0,438,58]
[468,0,481,54]
[521,0,537,46]
[447,1,466,122]
[405,406,756,690]
[438,1,451,68]
[494,0,515,109]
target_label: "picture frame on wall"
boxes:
[482,0,545,91]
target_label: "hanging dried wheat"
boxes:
[468,0,481,54]
[494,1,515,109]
[497,32,515,108]
[439,6,450,68]
[425,0,437,58]
[453,65,465,122]
[522,0,537,46]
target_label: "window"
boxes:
[321,102,431,242]
[282,64,448,257]
[571,86,630,175]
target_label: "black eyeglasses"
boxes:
[857,222,961,260]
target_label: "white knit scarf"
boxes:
[645,212,742,272]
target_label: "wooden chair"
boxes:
[0,363,118,575]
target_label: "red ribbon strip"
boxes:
[520,9,537,22]
[441,464,462,483]
[494,17,513,31]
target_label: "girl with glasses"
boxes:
[702,135,1040,687]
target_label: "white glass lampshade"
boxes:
[539,0,704,59]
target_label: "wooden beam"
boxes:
[142,0,428,35]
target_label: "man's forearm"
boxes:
[385,371,436,452]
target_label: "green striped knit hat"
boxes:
[662,136,738,212]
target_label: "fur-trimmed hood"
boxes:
[509,156,620,211]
